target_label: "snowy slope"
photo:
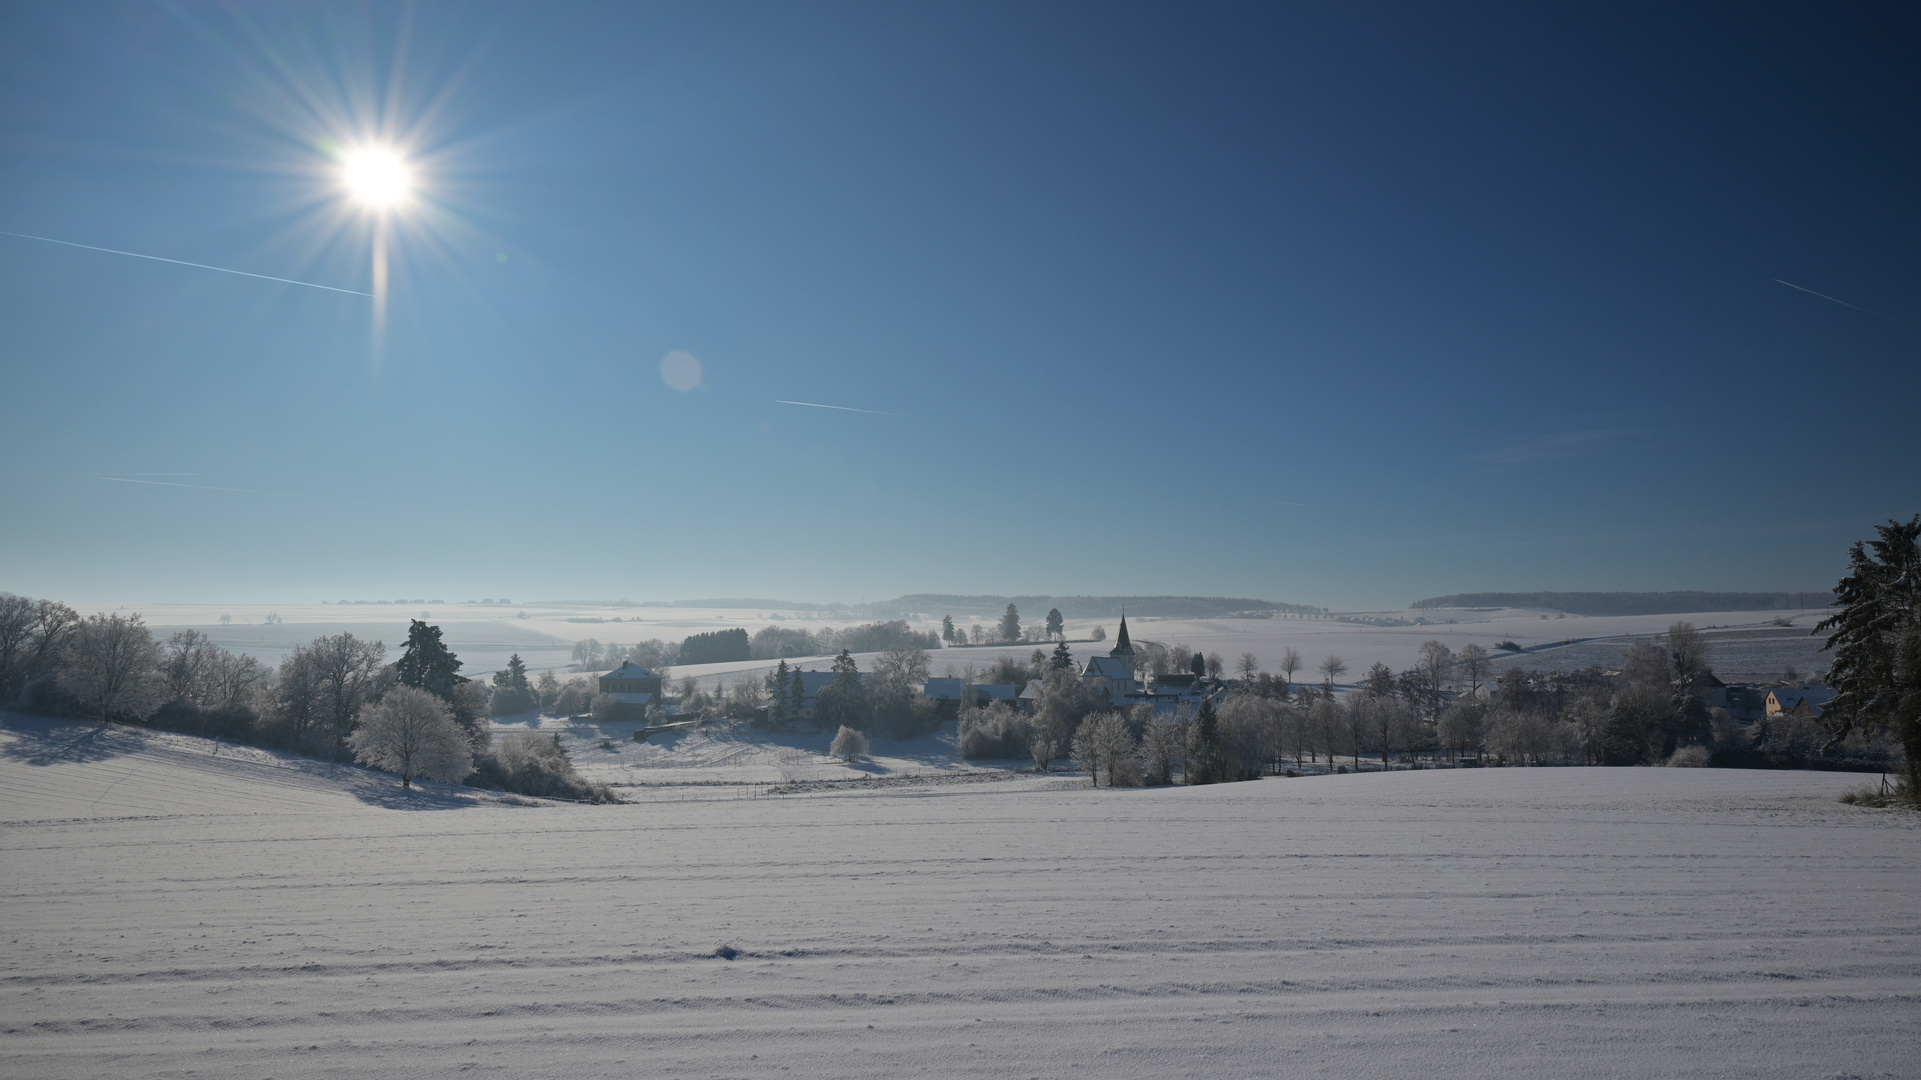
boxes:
[3,710,1917,1079]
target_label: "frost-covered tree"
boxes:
[830,724,868,762]
[60,612,162,722]
[1071,710,1139,787]
[1237,652,1261,682]
[1817,514,1921,796]
[0,595,78,703]
[349,686,472,788]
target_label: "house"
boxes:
[597,661,663,718]
[923,677,966,722]
[1765,686,1835,719]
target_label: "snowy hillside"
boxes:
[3,709,1917,1079]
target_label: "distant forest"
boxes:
[1410,591,1834,616]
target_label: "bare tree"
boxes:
[348,686,472,788]
[307,633,387,747]
[1318,655,1347,694]
[1204,652,1225,679]
[1236,652,1261,682]
[205,649,264,710]
[1415,641,1454,720]
[1278,647,1303,694]
[61,612,163,722]
[1457,644,1491,697]
[164,629,221,705]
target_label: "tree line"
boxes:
[568,619,939,672]
[0,597,611,800]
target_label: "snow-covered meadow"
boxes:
[4,710,1916,1079]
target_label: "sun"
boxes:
[340,146,413,210]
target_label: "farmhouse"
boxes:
[598,661,663,718]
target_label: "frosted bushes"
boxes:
[958,702,1032,759]
[830,725,868,762]
[470,730,617,803]
[1666,745,1712,767]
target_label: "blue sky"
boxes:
[2,2,1916,609]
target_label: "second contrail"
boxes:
[775,399,921,419]
[1774,278,1899,322]
[0,230,372,297]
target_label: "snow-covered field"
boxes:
[4,710,1916,1079]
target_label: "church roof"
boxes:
[1083,656,1133,680]
[1112,612,1133,655]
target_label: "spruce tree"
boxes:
[1187,698,1223,784]
[398,620,465,698]
[1045,607,1065,641]
[1051,641,1074,670]
[998,604,1021,644]
[941,615,956,644]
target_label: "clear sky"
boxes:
[2,3,1916,610]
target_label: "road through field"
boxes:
[2,713,1917,1079]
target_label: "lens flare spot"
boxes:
[660,350,703,392]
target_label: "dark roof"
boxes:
[603,661,661,680]
[1112,612,1133,654]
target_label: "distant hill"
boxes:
[1410,591,1833,616]
[891,595,1325,619]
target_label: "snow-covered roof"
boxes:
[923,677,964,700]
[973,683,1019,701]
[603,661,660,680]
[1082,656,1132,680]
[1019,679,1043,701]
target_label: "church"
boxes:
[1079,613,1139,703]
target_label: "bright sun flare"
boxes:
[341,147,412,209]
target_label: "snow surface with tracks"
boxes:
[3,710,1916,1079]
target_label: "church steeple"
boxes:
[1111,608,1134,658]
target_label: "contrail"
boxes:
[775,399,921,419]
[1,231,372,297]
[98,476,341,501]
[1774,279,1900,322]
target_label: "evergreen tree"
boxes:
[1187,698,1223,784]
[1189,651,1207,678]
[1045,607,1065,641]
[998,604,1021,644]
[1817,514,1921,795]
[941,615,956,644]
[813,650,869,733]
[765,660,792,729]
[397,620,465,698]
[1051,640,1074,670]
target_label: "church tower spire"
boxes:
[1111,608,1134,659]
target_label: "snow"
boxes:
[4,709,1916,1078]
